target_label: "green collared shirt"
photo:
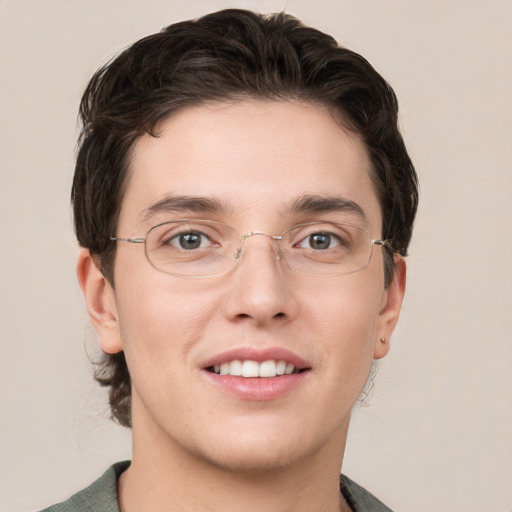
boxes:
[40,461,393,512]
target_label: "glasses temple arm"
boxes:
[110,237,145,244]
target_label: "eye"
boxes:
[298,232,341,250]
[168,231,213,250]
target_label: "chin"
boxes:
[195,439,310,475]
[185,418,334,475]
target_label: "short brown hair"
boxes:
[73,9,418,427]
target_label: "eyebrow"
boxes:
[287,194,368,225]
[142,194,234,222]
[141,193,368,225]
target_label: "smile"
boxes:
[202,347,310,399]
[209,359,300,378]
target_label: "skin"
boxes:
[78,100,406,512]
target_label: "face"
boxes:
[80,100,405,473]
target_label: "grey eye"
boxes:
[310,233,330,250]
[170,232,210,250]
[300,233,340,250]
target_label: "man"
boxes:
[43,9,418,512]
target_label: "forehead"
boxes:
[119,100,381,232]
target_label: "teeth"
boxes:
[211,359,298,378]
[259,360,276,377]
[242,360,259,377]
[276,360,286,375]
[230,359,243,376]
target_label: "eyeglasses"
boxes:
[111,219,390,278]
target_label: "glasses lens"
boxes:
[145,220,238,277]
[281,222,373,275]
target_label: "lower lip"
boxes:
[203,371,310,401]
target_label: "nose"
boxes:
[222,234,298,326]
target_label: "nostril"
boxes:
[274,312,285,318]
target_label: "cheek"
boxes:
[302,270,383,336]
[300,272,384,382]
[117,285,214,347]
[112,254,220,369]
[113,278,221,422]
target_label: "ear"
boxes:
[374,255,406,359]
[76,248,123,354]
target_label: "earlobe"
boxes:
[374,255,406,359]
[76,248,123,354]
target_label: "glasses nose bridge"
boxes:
[236,230,283,260]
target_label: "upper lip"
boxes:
[202,347,309,370]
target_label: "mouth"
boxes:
[202,348,310,400]
[207,359,304,378]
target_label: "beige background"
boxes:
[1,0,511,511]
